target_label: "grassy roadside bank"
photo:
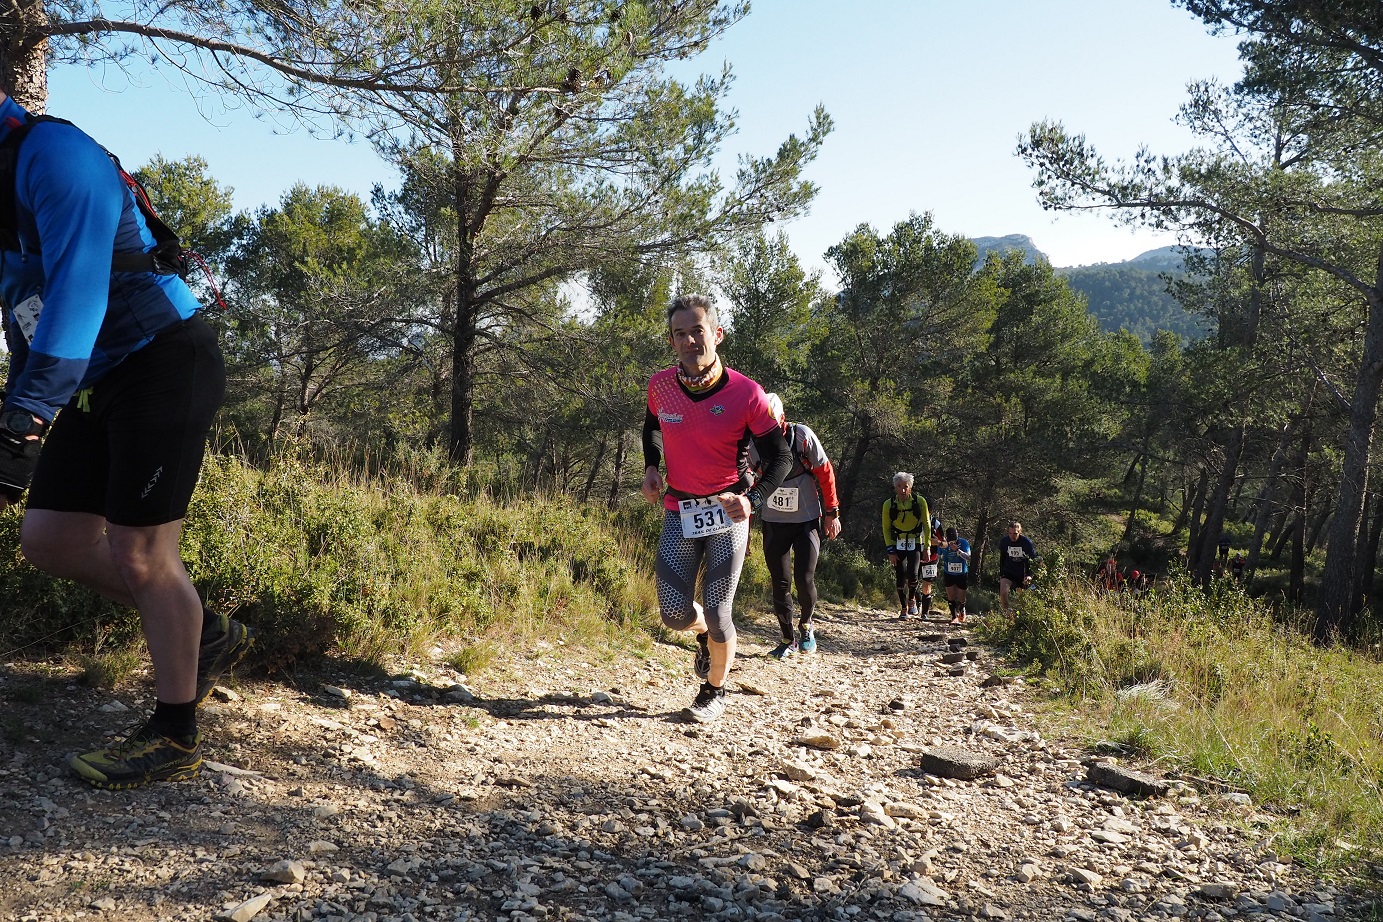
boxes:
[0,450,664,673]
[983,576,1383,877]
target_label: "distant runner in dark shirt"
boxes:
[997,520,1039,616]
[749,393,841,659]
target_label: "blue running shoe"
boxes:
[798,627,817,654]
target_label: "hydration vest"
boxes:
[0,114,188,278]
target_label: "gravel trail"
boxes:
[0,602,1363,921]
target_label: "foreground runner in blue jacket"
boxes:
[0,93,252,789]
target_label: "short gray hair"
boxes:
[667,293,718,330]
[892,472,914,488]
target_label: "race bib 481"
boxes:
[767,487,799,514]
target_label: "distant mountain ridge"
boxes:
[969,235,1197,273]
[969,235,1209,341]
[971,234,1048,266]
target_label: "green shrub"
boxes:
[0,507,133,656]
[990,573,1383,872]
[815,540,890,605]
[1,449,661,670]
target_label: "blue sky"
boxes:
[47,0,1244,279]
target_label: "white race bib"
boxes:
[920,563,938,579]
[1007,545,1026,559]
[13,294,42,343]
[679,498,733,539]
[896,535,917,551]
[767,487,799,513]
[947,562,964,574]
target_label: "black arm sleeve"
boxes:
[748,426,792,503]
[642,408,662,470]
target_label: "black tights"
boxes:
[762,520,822,642]
[893,548,920,610]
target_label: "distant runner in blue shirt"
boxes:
[937,527,972,624]
[0,93,253,790]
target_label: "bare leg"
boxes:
[708,637,735,687]
[23,510,199,703]
[108,520,200,704]
[21,510,136,606]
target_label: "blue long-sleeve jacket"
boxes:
[0,96,201,422]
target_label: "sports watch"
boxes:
[0,408,45,438]
[745,488,764,512]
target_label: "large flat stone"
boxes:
[918,746,999,780]
[1086,761,1170,797]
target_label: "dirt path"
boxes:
[0,602,1362,921]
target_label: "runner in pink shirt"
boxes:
[642,294,791,723]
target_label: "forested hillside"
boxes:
[968,236,1207,342]
[1060,263,1209,342]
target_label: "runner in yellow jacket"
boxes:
[882,472,931,620]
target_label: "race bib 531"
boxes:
[679,498,733,539]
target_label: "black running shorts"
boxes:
[944,573,968,590]
[27,315,226,527]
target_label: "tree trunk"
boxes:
[1290,503,1307,603]
[1194,426,1245,589]
[1308,506,1333,553]
[1289,420,1316,603]
[1185,469,1210,572]
[1170,474,1194,536]
[1246,408,1306,583]
[448,164,478,466]
[1315,287,1383,642]
[1120,448,1148,545]
[1270,512,1298,561]
[1,1,48,111]
[607,432,627,509]
[527,430,550,491]
[1358,492,1383,625]
[264,384,287,457]
[971,470,998,583]
[1350,487,1371,613]
[1267,503,1290,556]
[835,419,876,521]
[581,437,607,504]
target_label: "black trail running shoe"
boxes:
[196,612,256,704]
[70,722,202,790]
[684,683,726,723]
[693,631,711,680]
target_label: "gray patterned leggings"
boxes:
[655,509,749,644]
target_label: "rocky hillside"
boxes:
[971,235,1047,267]
[1,602,1363,922]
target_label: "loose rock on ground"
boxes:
[0,602,1368,921]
